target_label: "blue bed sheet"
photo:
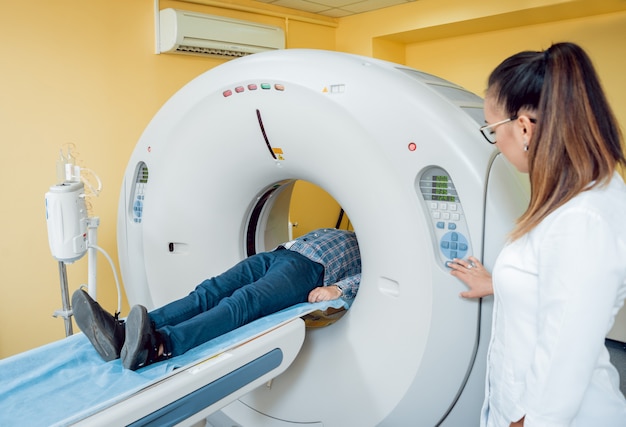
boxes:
[0,299,347,427]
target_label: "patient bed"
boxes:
[0,299,347,427]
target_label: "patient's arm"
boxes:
[308,285,342,303]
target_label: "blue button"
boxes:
[439,231,469,260]
[448,223,457,230]
[436,221,445,229]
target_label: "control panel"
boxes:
[418,166,472,267]
[131,162,149,223]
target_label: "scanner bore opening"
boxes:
[244,179,357,326]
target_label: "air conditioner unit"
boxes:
[158,8,285,58]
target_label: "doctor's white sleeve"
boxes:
[519,207,625,426]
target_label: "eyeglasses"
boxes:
[479,117,516,144]
[479,116,537,144]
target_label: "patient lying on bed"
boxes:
[73,228,360,371]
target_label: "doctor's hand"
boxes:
[308,286,342,303]
[448,256,494,299]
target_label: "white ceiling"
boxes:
[254,0,416,18]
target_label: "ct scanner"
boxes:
[111,49,529,426]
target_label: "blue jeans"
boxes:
[148,249,324,356]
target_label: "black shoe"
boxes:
[71,288,125,362]
[121,305,163,370]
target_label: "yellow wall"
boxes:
[0,0,335,358]
[1,0,625,358]
[403,12,626,124]
[289,181,351,236]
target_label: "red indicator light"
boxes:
[408,142,417,151]
[223,90,233,97]
[248,84,258,90]
[235,86,245,93]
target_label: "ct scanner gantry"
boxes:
[115,49,530,427]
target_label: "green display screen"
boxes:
[138,165,149,184]
[431,175,455,202]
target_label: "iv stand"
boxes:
[52,216,100,337]
[47,148,104,337]
[54,261,73,336]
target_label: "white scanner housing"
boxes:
[117,49,529,426]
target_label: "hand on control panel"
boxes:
[447,256,493,298]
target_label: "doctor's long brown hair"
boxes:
[487,42,625,241]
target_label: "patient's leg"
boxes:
[158,250,323,356]
[149,251,282,328]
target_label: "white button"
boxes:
[449,203,458,211]
[442,212,450,220]
[440,203,448,210]
[452,213,460,221]
[430,202,438,210]
[433,211,441,219]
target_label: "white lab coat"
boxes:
[482,173,626,427]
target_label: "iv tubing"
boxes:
[88,244,122,316]
[87,217,100,299]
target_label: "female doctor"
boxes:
[449,42,626,426]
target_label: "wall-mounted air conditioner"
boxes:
[158,8,285,58]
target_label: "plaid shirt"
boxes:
[283,228,361,299]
